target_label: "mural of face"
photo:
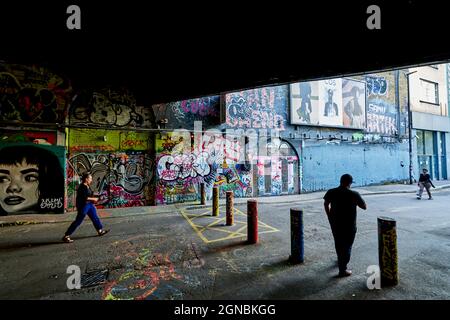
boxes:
[0,160,39,213]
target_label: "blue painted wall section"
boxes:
[301,142,409,192]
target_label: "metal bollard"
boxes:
[289,208,304,263]
[378,216,399,287]
[200,183,206,205]
[226,191,234,226]
[212,186,219,216]
[247,200,258,244]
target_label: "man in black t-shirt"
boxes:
[323,174,367,277]
[62,173,109,243]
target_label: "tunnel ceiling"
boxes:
[1,1,450,105]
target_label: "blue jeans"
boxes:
[65,203,103,236]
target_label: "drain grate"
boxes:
[81,269,109,288]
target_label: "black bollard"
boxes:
[289,208,304,263]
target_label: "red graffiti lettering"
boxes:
[122,139,145,148]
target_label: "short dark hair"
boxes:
[81,173,92,183]
[340,174,353,186]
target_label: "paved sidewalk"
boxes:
[1,180,449,227]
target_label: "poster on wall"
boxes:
[342,79,366,129]
[290,81,320,125]
[0,144,65,215]
[319,78,343,126]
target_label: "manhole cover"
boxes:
[81,269,109,288]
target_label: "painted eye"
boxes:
[25,175,39,182]
[0,176,11,183]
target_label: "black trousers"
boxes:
[329,221,356,272]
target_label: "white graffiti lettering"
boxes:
[40,198,64,209]
[158,152,211,181]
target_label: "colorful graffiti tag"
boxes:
[366,102,398,135]
[215,163,253,198]
[152,96,220,129]
[156,133,254,204]
[366,74,398,136]
[226,87,286,130]
[256,156,298,196]
[0,64,72,123]
[366,76,388,96]
[67,152,153,209]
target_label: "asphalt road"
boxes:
[0,189,449,300]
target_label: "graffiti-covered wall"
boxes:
[364,73,399,135]
[69,88,154,128]
[296,70,410,192]
[67,128,155,210]
[155,131,253,204]
[226,86,289,131]
[0,63,72,124]
[153,86,300,205]
[0,143,65,215]
[153,96,220,129]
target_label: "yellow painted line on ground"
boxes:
[180,209,210,243]
[180,206,279,244]
[197,218,224,233]
[233,208,280,232]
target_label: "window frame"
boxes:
[419,78,439,105]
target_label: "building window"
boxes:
[420,79,439,105]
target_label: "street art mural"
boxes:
[255,156,298,196]
[291,78,366,129]
[155,132,254,204]
[319,78,343,127]
[153,96,220,129]
[67,152,153,209]
[69,88,153,128]
[366,74,398,135]
[290,81,320,125]
[342,79,366,129]
[154,120,302,203]
[254,140,299,196]
[215,162,253,198]
[0,144,65,215]
[0,63,72,123]
[226,86,287,130]
[366,75,388,96]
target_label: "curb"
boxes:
[1,185,449,228]
[183,185,450,209]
